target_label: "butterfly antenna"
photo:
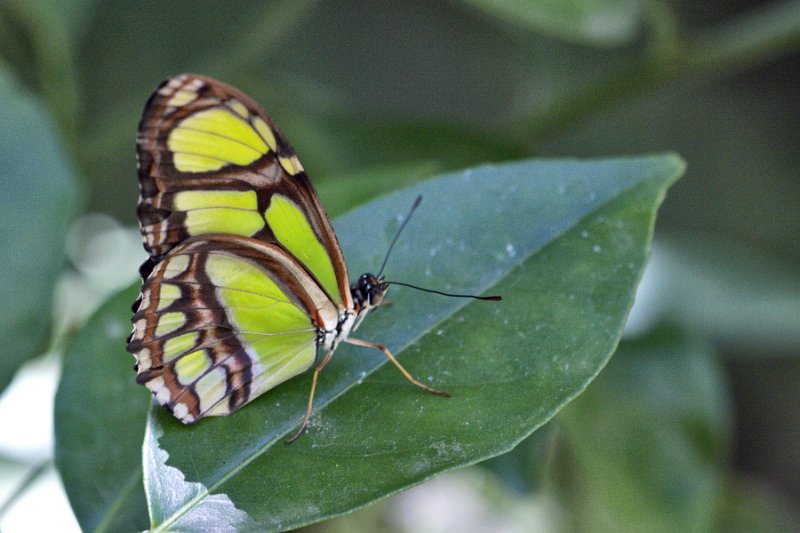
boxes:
[377,195,423,278]
[385,281,502,301]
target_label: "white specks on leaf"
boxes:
[429,440,465,459]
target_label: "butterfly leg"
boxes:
[286,348,335,444]
[345,338,451,397]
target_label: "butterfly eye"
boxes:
[369,288,386,307]
[364,276,390,307]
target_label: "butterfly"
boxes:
[126,74,493,441]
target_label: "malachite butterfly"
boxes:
[127,74,497,440]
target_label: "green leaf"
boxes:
[54,283,150,533]
[458,0,647,46]
[139,154,683,531]
[0,69,81,394]
[316,161,442,218]
[478,422,557,494]
[635,236,800,351]
[538,77,800,259]
[717,477,800,532]
[554,327,732,532]
[0,459,49,519]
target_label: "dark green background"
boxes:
[2,0,799,531]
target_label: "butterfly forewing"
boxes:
[136,74,351,307]
[128,234,340,423]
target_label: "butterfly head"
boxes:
[351,273,389,311]
[350,273,388,332]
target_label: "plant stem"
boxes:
[514,0,800,145]
[687,0,800,75]
[0,459,51,520]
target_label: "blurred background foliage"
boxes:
[1,0,799,531]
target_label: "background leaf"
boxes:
[629,236,800,350]
[553,327,731,532]
[54,284,149,533]
[717,477,800,532]
[141,155,682,531]
[458,0,648,46]
[0,69,81,394]
[1,0,798,529]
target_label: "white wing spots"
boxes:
[139,288,151,311]
[159,77,204,111]
[146,376,171,405]
[133,318,148,338]
[195,308,215,327]
[157,76,185,95]
[136,347,152,371]
[172,402,191,421]
[145,227,158,249]
[158,79,178,92]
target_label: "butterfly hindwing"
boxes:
[128,234,340,423]
[136,74,350,307]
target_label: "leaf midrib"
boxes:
[151,165,673,529]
